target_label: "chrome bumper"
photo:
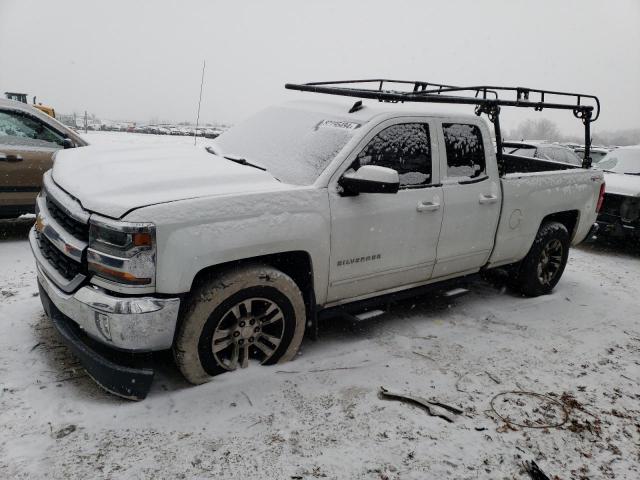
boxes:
[33,242,180,352]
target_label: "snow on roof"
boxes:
[281,99,483,124]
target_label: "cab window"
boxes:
[0,110,66,148]
[356,123,432,188]
[442,123,486,179]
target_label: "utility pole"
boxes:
[84,110,88,133]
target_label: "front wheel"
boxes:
[511,221,570,297]
[174,265,306,384]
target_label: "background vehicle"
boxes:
[4,91,56,118]
[593,145,640,240]
[574,145,610,164]
[502,140,583,166]
[0,98,87,218]
[30,79,603,399]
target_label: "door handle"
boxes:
[416,201,440,212]
[0,153,23,162]
[479,194,498,204]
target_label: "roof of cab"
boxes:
[280,98,484,124]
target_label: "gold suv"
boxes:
[0,98,87,218]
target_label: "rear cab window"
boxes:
[504,145,536,157]
[442,123,486,182]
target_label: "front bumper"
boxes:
[32,228,181,399]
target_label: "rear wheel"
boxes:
[174,265,306,384]
[510,221,570,297]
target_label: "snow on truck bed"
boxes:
[1,132,639,479]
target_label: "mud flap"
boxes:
[39,282,155,400]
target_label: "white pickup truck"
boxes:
[30,80,604,399]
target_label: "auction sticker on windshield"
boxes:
[316,119,361,130]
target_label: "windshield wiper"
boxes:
[624,172,640,176]
[223,155,267,171]
[205,147,267,171]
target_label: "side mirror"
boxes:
[339,165,400,195]
[62,138,75,149]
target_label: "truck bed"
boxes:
[488,167,601,268]
[502,153,579,174]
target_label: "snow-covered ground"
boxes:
[1,132,639,479]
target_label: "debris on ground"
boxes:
[490,391,569,429]
[379,386,462,423]
[54,425,77,439]
[522,460,553,480]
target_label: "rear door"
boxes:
[0,108,66,212]
[327,119,444,302]
[432,121,501,277]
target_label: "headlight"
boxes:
[88,216,156,286]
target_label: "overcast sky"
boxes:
[1,0,639,135]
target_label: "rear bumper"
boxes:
[39,281,155,400]
[595,218,640,239]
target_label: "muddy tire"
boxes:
[174,265,306,384]
[510,221,570,297]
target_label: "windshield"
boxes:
[213,105,361,185]
[577,149,608,163]
[595,148,640,174]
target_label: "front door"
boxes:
[0,109,64,214]
[432,121,501,277]
[327,121,444,303]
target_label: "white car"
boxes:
[502,141,583,166]
[574,145,611,165]
[30,84,604,399]
[594,145,640,239]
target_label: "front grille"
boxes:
[46,197,89,241]
[37,231,84,280]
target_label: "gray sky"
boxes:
[1,0,639,135]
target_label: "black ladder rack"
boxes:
[285,79,600,170]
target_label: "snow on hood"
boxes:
[52,144,287,218]
[603,172,640,197]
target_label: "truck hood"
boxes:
[52,145,288,218]
[603,172,640,197]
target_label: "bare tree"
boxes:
[593,129,640,146]
[508,119,562,141]
[508,119,640,147]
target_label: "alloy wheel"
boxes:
[211,297,285,370]
[536,239,564,286]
